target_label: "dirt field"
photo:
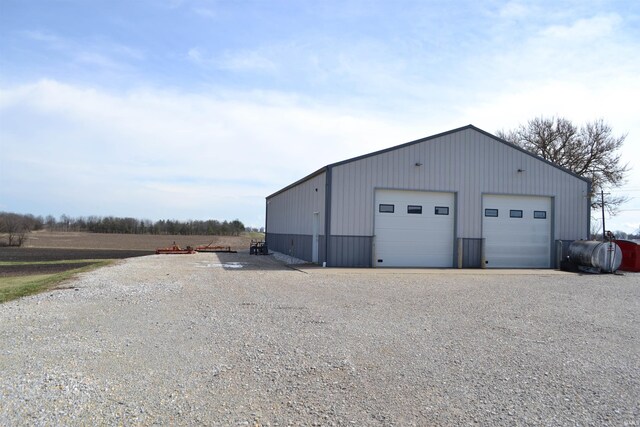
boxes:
[0,248,154,262]
[0,231,256,280]
[21,230,257,251]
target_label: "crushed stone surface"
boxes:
[1,252,639,426]
[269,251,307,265]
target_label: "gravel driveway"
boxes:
[1,252,638,426]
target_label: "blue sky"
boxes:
[1,0,639,232]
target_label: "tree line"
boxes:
[45,214,246,236]
[0,212,249,246]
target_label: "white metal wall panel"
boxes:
[482,195,552,268]
[267,172,325,235]
[374,190,455,267]
[330,128,589,241]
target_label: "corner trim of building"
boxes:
[324,166,332,266]
[264,198,268,237]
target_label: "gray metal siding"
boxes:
[266,233,309,262]
[266,172,326,235]
[266,233,326,264]
[328,236,373,267]
[459,238,483,268]
[330,128,589,241]
[319,235,326,265]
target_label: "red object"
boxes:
[155,244,195,254]
[616,240,640,272]
[195,245,237,253]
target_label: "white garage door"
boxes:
[482,194,552,268]
[374,189,455,267]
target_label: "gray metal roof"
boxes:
[266,124,591,199]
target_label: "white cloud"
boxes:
[0,80,420,224]
[467,12,635,94]
[187,47,204,63]
[3,6,640,231]
[498,1,531,19]
[541,13,621,41]
[22,30,64,46]
[217,50,278,72]
[3,62,638,228]
[20,29,144,73]
[75,52,122,69]
[187,46,278,72]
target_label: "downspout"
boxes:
[265,197,269,244]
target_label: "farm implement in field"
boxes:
[250,239,269,255]
[195,242,237,253]
[155,243,196,254]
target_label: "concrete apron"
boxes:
[293,266,574,276]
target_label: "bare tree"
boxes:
[0,212,31,247]
[497,117,630,213]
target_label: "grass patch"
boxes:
[243,231,265,239]
[0,260,114,303]
[0,259,107,266]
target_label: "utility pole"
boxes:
[601,189,606,241]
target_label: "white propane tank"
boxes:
[568,240,622,273]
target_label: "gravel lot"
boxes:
[1,252,638,426]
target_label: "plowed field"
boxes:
[0,248,154,263]
[0,262,95,277]
[22,231,255,251]
[0,231,258,277]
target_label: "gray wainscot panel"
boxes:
[318,235,326,265]
[461,238,483,268]
[267,233,324,264]
[328,236,373,267]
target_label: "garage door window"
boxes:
[379,204,395,213]
[407,205,422,214]
[434,206,449,215]
[534,210,547,219]
[485,209,498,217]
[510,210,523,218]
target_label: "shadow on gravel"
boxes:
[201,251,306,272]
